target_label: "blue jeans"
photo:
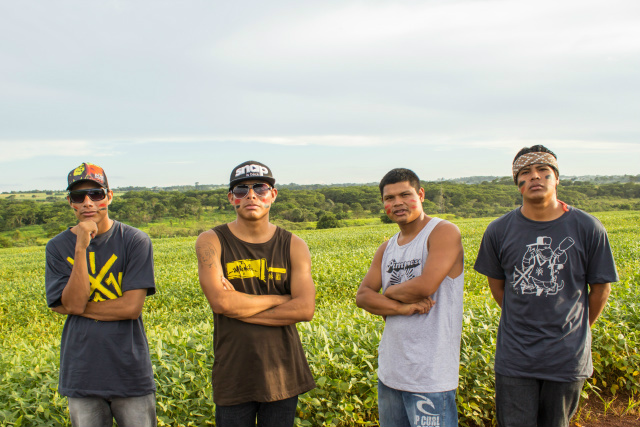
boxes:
[378,380,458,427]
[215,395,299,427]
[68,393,156,427]
[495,373,585,427]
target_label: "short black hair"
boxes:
[379,168,421,196]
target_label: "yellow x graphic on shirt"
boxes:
[66,253,122,301]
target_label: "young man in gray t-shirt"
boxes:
[474,145,617,427]
[45,163,157,427]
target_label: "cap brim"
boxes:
[229,176,276,189]
[66,179,108,191]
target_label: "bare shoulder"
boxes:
[290,233,310,252]
[195,229,221,267]
[290,234,312,264]
[428,220,463,254]
[432,220,462,240]
[196,229,220,247]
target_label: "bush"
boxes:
[316,213,339,229]
[380,213,393,224]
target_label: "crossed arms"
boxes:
[50,222,147,321]
[356,221,463,317]
[52,290,147,321]
[195,230,315,326]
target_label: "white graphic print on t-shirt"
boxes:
[513,236,575,296]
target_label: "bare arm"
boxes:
[588,283,611,327]
[237,235,315,326]
[79,289,148,321]
[59,221,97,314]
[196,230,290,318]
[52,288,148,321]
[384,222,463,303]
[356,242,434,317]
[487,277,505,308]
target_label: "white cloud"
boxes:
[0,141,95,162]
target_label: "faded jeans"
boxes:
[68,393,156,427]
[378,380,458,427]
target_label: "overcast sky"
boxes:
[1,0,639,191]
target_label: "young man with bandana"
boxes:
[356,168,465,427]
[195,161,316,427]
[45,163,157,427]
[474,146,618,427]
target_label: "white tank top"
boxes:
[378,217,464,392]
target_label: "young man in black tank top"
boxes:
[195,161,316,427]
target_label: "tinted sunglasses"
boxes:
[231,183,272,199]
[68,188,108,203]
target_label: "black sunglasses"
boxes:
[230,183,272,199]
[68,188,108,204]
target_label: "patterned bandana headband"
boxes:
[512,152,559,184]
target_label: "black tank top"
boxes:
[211,224,315,405]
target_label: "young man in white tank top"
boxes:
[356,168,465,427]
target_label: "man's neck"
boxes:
[520,197,565,221]
[397,213,431,245]
[96,218,114,236]
[227,216,276,244]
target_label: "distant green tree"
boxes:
[317,212,339,229]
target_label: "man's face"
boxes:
[516,163,559,202]
[381,181,425,225]
[67,181,113,225]
[227,179,277,221]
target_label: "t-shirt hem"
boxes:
[60,386,156,399]
[494,366,591,382]
[213,381,316,406]
[378,375,459,394]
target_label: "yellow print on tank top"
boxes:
[226,258,287,282]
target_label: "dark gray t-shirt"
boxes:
[45,221,156,398]
[474,207,618,381]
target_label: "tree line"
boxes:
[1,180,639,246]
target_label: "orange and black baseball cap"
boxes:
[66,162,109,190]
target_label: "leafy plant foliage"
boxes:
[0,212,638,426]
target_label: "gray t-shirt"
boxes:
[45,221,156,398]
[474,207,618,381]
[378,218,465,393]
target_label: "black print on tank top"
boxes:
[386,258,421,286]
[513,236,575,296]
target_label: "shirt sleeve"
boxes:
[121,229,156,296]
[45,239,72,308]
[474,221,506,280]
[585,217,619,285]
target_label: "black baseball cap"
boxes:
[229,161,276,189]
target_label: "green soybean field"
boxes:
[1,211,638,426]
